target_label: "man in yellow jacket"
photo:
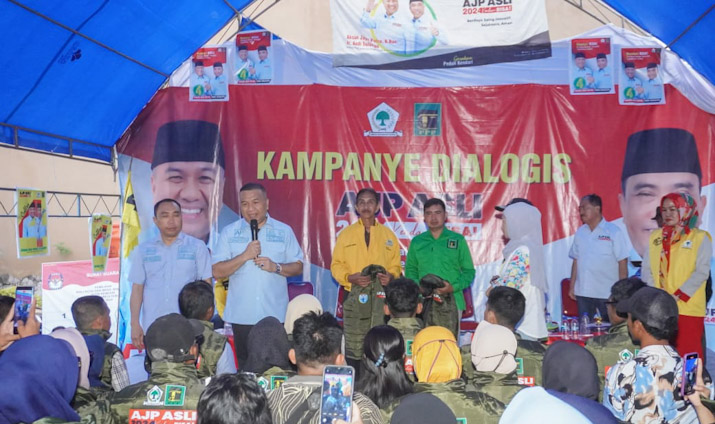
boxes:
[331,188,402,371]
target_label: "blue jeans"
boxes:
[576,296,609,322]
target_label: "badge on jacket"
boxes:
[448,239,458,249]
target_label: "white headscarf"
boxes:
[502,202,548,293]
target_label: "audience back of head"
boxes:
[197,373,272,424]
[71,295,110,332]
[608,277,646,323]
[357,325,413,408]
[485,286,525,330]
[0,295,14,323]
[179,281,215,321]
[385,278,422,318]
[291,311,343,371]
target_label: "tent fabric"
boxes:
[169,25,715,114]
[0,0,251,162]
[603,0,715,89]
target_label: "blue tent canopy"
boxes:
[603,0,715,86]
[0,0,251,162]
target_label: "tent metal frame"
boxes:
[0,187,121,218]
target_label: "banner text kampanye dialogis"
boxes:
[257,151,572,184]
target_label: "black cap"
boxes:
[194,60,204,66]
[574,52,585,59]
[151,120,225,170]
[495,197,533,212]
[616,287,678,332]
[596,53,607,59]
[647,62,658,69]
[213,62,223,67]
[621,128,702,183]
[257,45,267,52]
[624,62,635,68]
[145,313,204,362]
[238,45,248,51]
[391,393,456,424]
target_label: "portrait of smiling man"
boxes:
[150,120,226,245]
[619,128,706,259]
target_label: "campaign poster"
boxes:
[42,258,120,344]
[189,47,229,102]
[235,31,273,84]
[15,188,48,258]
[619,47,665,105]
[569,37,613,95]
[331,0,551,69]
[90,214,113,272]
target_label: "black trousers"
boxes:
[231,323,253,370]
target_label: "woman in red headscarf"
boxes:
[642,193,712,357]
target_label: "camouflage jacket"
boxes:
[466,370,524,406]
[196,320,228,380]
[343,279,388,360]
[107,362,204,424]
[80,329,123,390]
[514,333,546,387]
[585,320,639,400]
[382,379,505,424]
[388,317,424,380]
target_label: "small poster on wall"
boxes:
[16,188,48,258]
[569,37,614,95]
[619,47,665,105]
[89,214,113,272]
[189,46,230,102]
[235,31,273,84]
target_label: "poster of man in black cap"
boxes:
[150,120,226,245]
[16,188,48,258]
[90,214,112,272]
[619,47,665,105]
[569,37,613,95]
[189,47,230,102]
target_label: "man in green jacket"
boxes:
[405,198,475,335]
[483,286,546,386]
[108,314,205,423]
[178,281,237,381]
[585,277,645,393]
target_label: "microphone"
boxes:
[250,219,259,241]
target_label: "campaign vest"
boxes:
[649,229,710,317]
[197,321,228,380]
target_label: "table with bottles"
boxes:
[546,310,611,346]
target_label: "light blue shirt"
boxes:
[235,58,254,81]
[253,58,272,81]
[129,232,212,330]
[212,215,303,325]
[360,11,407,55]
[217,342,237,375]
[592,67,611,89]
[211,74,228,97]
[644,78,663,100]
[406,16,446,53]
[95,237,107,258]
[22,216,41,238]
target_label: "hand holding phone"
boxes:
[681,352,699,397]
[14,286,33,324]
[320,365,354,424]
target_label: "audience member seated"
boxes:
[284,294,323,342]
[390,393,456,424]
[499,386,596,424]
[244,316,295,385]
[72,295,130,391]
[179,281,236,380]
[384,278,423,381]
[483,286,545,386]
[197,373,273,424]
[585,277,645,393]
[0,335,107,424]
[50,328,92,404]
[355,325,413,411]
[108,313,206,422]
[542,341,617,423]
[603,287,697,422]
[0,296,39,354]
[266,311,383,424]
[468,321,523,405]
[408,326,505,424]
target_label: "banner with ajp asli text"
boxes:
[116,84,715,349]
[330,0,551,69]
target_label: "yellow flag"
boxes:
[121,171,141,258]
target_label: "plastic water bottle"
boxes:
[593,309,603,333]
[545,312,552,328]
[571,317,580,338]
[580,313,591,335]
[560,315,570,338]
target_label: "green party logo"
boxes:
[192,84,205,96]
[623,86,636,99]
[573,77,586,89]
[237,68,249,81]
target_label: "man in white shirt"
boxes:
[569,194,629,320]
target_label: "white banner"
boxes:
[331,0,551,69]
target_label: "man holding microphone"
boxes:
[212,183,304,368]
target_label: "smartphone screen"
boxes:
[14,286,34,324]
[320,365,354,423]
[681,353,698,397]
